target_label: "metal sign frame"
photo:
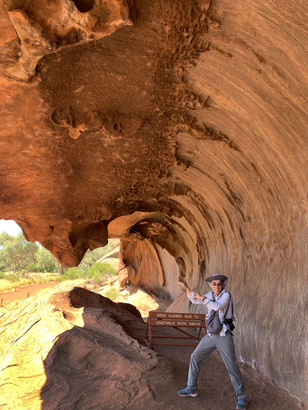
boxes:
[144,311,206,349]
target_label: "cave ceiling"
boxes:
[1,0,307,270]
[1,0,214,266]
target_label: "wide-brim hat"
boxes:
[206,274,228,289]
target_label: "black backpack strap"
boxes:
[222,292,235,331]
[224,291,234,316]
[209,291,231,321]
[221,291,231,322]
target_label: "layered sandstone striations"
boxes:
[0,287,173,409]
[0,0,307,405]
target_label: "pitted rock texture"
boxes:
[0,0,308,405]
[1,0,132,81]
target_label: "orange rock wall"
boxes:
[0,0,308,405]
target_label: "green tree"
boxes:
[78,240,118,274]
[0,233,118,275]
[14,233,28,271]
[11,233,39,273]
[25,262,37,273]
[36,246,60,273]
[0,232,14,245]
[23,241,39,266]
[1,240,19,272]
[0,232,38,273]
[0,233,14,271]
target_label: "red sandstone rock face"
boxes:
[0,287,167,409]
[1,0,308,405]
[2,0,131,81]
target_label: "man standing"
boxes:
[176,274,248,410]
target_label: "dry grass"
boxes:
[0,279,15,292]
[0,275,60,293]
[101,285,119,301]
[0,278,34,293]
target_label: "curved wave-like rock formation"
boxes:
[0,0,307,405]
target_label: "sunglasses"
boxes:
[211,282,223,287]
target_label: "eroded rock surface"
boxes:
[1,0,132,81]
[0,0,308,405]
[0,287,166,409]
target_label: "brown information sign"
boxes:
[144,311,206,349]
[149,312,204,320]
[151,319,203,327]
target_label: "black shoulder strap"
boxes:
[209,291,231,321]
[222,291,231,322]
[224,291,233,316]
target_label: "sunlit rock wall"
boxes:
[0,0,307,405]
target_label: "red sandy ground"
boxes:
[0,282,58,305]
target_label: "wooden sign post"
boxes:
[144,311,206,349]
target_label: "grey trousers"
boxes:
[187,332,247,400]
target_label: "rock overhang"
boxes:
[0,0,308,406]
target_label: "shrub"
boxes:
[57,267,86,282]
[0,279,12,292]
[25,263,38,273]
[102,287,119,301]
[6,273,20,283]
[87,262,117,284]
[44,264,57,273]
[16,278,34,287]
[0,274,34,292]
[0,272,6,279]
